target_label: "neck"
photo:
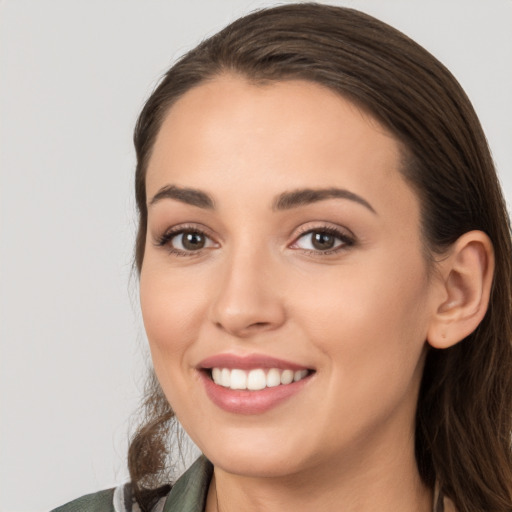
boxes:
[205,433,432,512]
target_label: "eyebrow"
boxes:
[148,184,376,215]
[149,185,215,209]
[273,188,376,214]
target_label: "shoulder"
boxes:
[51,483,169,512]
[51,488,115,512]
[51,457,212,512]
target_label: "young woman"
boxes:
[53,4,512,512]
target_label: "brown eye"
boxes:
[292,227,354,253]
[311,232,336,250]
[181,232,206,250]
[156,226,218,255]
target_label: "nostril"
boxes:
[214,320,269,330]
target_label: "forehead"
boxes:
[146,75,417,222]
[152,75,395,160]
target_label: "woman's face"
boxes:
[140,75,439,479]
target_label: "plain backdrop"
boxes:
[1,1,511,510]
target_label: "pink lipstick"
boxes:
[197,354,314,415]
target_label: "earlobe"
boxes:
[427,231,494,349]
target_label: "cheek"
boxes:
[139,265,211,424]
[139,263,205,369]
[293,252,431,386]
[297,264,430,449]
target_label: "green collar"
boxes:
[163,456,213,512]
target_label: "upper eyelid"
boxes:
[291,222,355,239]
[158,223,217,239]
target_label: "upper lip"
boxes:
[198,353,312,371]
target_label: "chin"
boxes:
[206,447,306,478]
[192,424,318,479]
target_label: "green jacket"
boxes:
[51,456,213,512]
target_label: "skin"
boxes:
[140,75,446,511]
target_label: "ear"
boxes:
[427,231,494,349]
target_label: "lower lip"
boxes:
[199,370,312,415]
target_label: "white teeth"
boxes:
[212,368,221,383]
[230,369,247,390]
[221,368,231,387]
[210,367,310,390]
[294,369,308,382]
[266,368,281,388]
[280,369,294,385]
[247,369,266,390]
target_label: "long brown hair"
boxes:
[129,4,512,511]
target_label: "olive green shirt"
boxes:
[51,456,213,512]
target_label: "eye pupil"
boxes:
[312,232,335,250]
[182,232,205,250]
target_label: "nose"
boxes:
[209,248,287,338]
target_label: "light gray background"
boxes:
[1,1,511,510]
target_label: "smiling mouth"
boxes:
[198,357,315,413]
[206,367,314,391]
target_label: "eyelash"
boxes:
[291,225,355,255]
[154,224,355,257]
[154,224,216,257]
